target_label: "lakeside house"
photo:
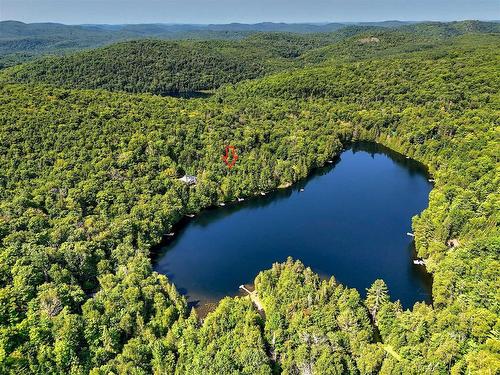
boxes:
[178,175,197,185]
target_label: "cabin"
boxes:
[178,175,197,185]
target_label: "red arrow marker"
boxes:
[222,145,238,169]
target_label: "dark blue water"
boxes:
[154,142,433,309]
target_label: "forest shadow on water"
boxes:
[152,142,434,314]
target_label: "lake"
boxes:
[153,142,433,311]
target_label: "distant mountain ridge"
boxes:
[1,19,414,37]
[0,20,498,68]
[3,21,499,95]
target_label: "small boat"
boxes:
[428,179,435,182]
[166,232,175,237]
[237,197,245,202]
[260,192,266,196]
[406,232,415,237]
[327,160,333,164]
[219,203,226,206]
[299,188,305,192]
[185,214,195,218]
[406,156,410,159]
[413,259,425,266]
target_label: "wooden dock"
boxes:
[239,285,263,311]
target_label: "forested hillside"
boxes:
[1,34,337,94]
[300,20,500,64]
[3,21,499,94]
[0,20,373,68]
[0,23,498,374]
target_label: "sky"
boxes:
[1,0,499,25]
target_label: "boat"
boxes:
[428,179,435,182]
[406,156,410,159]
[413,259,425,266]
[237,197,245,202]
[166,232,175,237]
[185,214,195,218]
[299,188,305,192]
[219,203,226,206]
[327,160,333,164]
[406,232,415,237]
[260,192,266,196]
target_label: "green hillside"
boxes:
[0,20,359,68]
[0,24,498,374]
[1,34,338,94]
[3,21,498,95]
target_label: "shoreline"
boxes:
[150,141,434,317]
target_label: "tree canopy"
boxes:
[0,23,498,374]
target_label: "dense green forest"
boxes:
[1,34,339,94]
[0,21,498,374]
[0,20,367,68]
[2,20,499,91]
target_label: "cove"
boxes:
[153,142,433,310]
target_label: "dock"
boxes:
[239,285,263,311]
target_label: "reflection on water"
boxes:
[153,142,433,313]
